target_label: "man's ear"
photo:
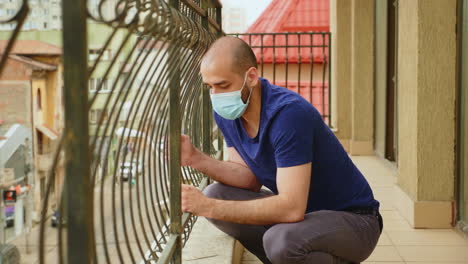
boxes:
[247,67,259,86]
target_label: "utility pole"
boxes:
[0,163,4,245]
[24,138,32,254]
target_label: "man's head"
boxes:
[201,36,259,96]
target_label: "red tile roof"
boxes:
[242,0,330,64]
[0,40,62,56]
[246,0,329,33]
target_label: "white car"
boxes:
[120,161,142,181]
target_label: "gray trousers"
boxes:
[203,183,382,264]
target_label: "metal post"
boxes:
[216,6,223,37]
[0,164,4,245]
[24,138,32,254]
[201,1,211,155]
[168,0,182,263]
[62,0,93,263]
[328,33,332,127]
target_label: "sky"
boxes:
[221,0,273,29]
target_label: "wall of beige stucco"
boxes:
[350,0,375,154]
[397,0,457,201]
[397,0,419,200]
[330,0,352,147]
[374,0,388,159]
[416,0,456,201]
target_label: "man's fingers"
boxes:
[181,184,190,212]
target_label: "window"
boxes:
[40,176,45,200]
[89,49,100,61]
[88,48,111,61]
[89,78,96,92]
[101,78,110,92]
[37,89,42,110]
[37,131,43,155]
[89,78,111,92]
[90,109,97,123]
[50,172,55,195]
[90,109,108,124]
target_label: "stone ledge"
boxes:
[183,217,244,264]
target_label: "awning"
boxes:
[36,125,59,140]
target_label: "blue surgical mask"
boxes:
[210,72,253,120]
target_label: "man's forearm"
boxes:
[190,149,260,191]
[204,195,304,225]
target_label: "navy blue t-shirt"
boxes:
[214,78,379,213]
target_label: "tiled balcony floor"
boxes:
[242,156,468,264]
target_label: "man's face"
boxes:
[201,56,246,95]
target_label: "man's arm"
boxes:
[182,162,312,225]
[181,134,261,191]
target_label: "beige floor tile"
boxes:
[377,232,394,246]
[373,186,396,197]
[363,262,405,264]
[396,245,468,262]
[368,177,398,188]
[379,202,397,211]
[383,218,414,231]
[365,246,403,262]
[380,210,405,221]
[406,262,468,264]
[352,156,468,264]
[387,230,468,246]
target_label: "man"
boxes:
[180,36,382,264]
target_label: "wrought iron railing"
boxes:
[0,0,223,263]
[230,32,331,126]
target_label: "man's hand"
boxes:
[180,134,201,167]
[181,184,212,216]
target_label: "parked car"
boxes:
[4,206,14,228]
[51,209,67,227]
[120,160,142,181]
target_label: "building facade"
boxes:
[0,40,64,239]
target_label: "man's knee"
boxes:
[263,224,353,264]
[202,183,225,199]
[263,224,302,264]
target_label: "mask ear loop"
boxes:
[243,71,254,104]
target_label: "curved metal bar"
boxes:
[29,0,224,263]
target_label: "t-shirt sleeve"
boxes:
[270,104,316,168]
[214,112,233,147]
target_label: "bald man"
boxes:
[180,37,383,264]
